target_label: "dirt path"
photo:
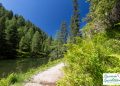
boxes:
[25,63,64,86]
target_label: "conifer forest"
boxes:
[0,0,120,86]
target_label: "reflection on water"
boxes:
[0,58,48,78]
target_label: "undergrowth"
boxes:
[57,30,120,86]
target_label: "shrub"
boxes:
[57,32,120,86]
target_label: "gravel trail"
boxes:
[25,63,64,86]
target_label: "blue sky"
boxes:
[0,0,89,36]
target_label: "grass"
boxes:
[0,58,63,86]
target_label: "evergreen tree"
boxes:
[45,36,52,47]
[44,36,53,52]
[17,16,25,27]
[19,36,27,51]
[70,0,80,41]
[0,4,48,59]
[52,30,65,59]
[5,10,13,19]
[5,18,19,58]
[18,26,27,39]
[56,29,61,44]
[48,36,53,45]
[31,31,42,55]
[19,28,34,52]
[0,17,7,58]
[59,21,68,44]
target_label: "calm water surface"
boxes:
[0,58,48,78]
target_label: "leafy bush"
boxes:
[57,32,120,86]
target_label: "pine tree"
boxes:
[48,36,53,45]
[44,36,53,52]
[19,28,34,52]
[0,4,49,59]
[19,36,27,51]
[5,18,19,58]
[17,16,25,27]
[46,36,53,47]
[5,10,13,19]
[59,21,68,44]
[0,17,7,58]
[31,31,42,55]
[53,29,66,59]
[70,0,80,41]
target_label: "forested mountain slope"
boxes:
[57,0,120,86]
[0,4,50,59]
[1,0,120,85]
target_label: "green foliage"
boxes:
[49,40,63,60]
[5,18,19,47]
[31,31,42,55]
[87,0,116,22]
[51,23,68,60]
[0,5,48,59]
[70,0,80,42]
[19,28,34,52]
[5,18,19,58]
[59,0,120,85]
[58,21,68,44]
[0,17,7,59]
[44,36,53,53]
[8,73,18,84]
[16,16,25,27]
[51,24,68,60]
[58,32,120,85]
[0,73,18,86]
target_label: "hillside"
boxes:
[57,0,120,86]
[0,5,49,59]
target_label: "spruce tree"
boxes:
[44,36,53,52]
[0,17,7,58]
[48,36,53,45]
[19,36,27,51]
[0,4,48,59]
[19,28,34,52]
[31,31,41,55]
[59,21,68,44]
[70,0,80,42]
[5,18,19,58]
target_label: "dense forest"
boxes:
[0,3,67,60]
[0,4,49,59]
[0,0,120,85]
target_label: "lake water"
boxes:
[0,58,48,78]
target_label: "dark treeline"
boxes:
[0,5,51,59]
